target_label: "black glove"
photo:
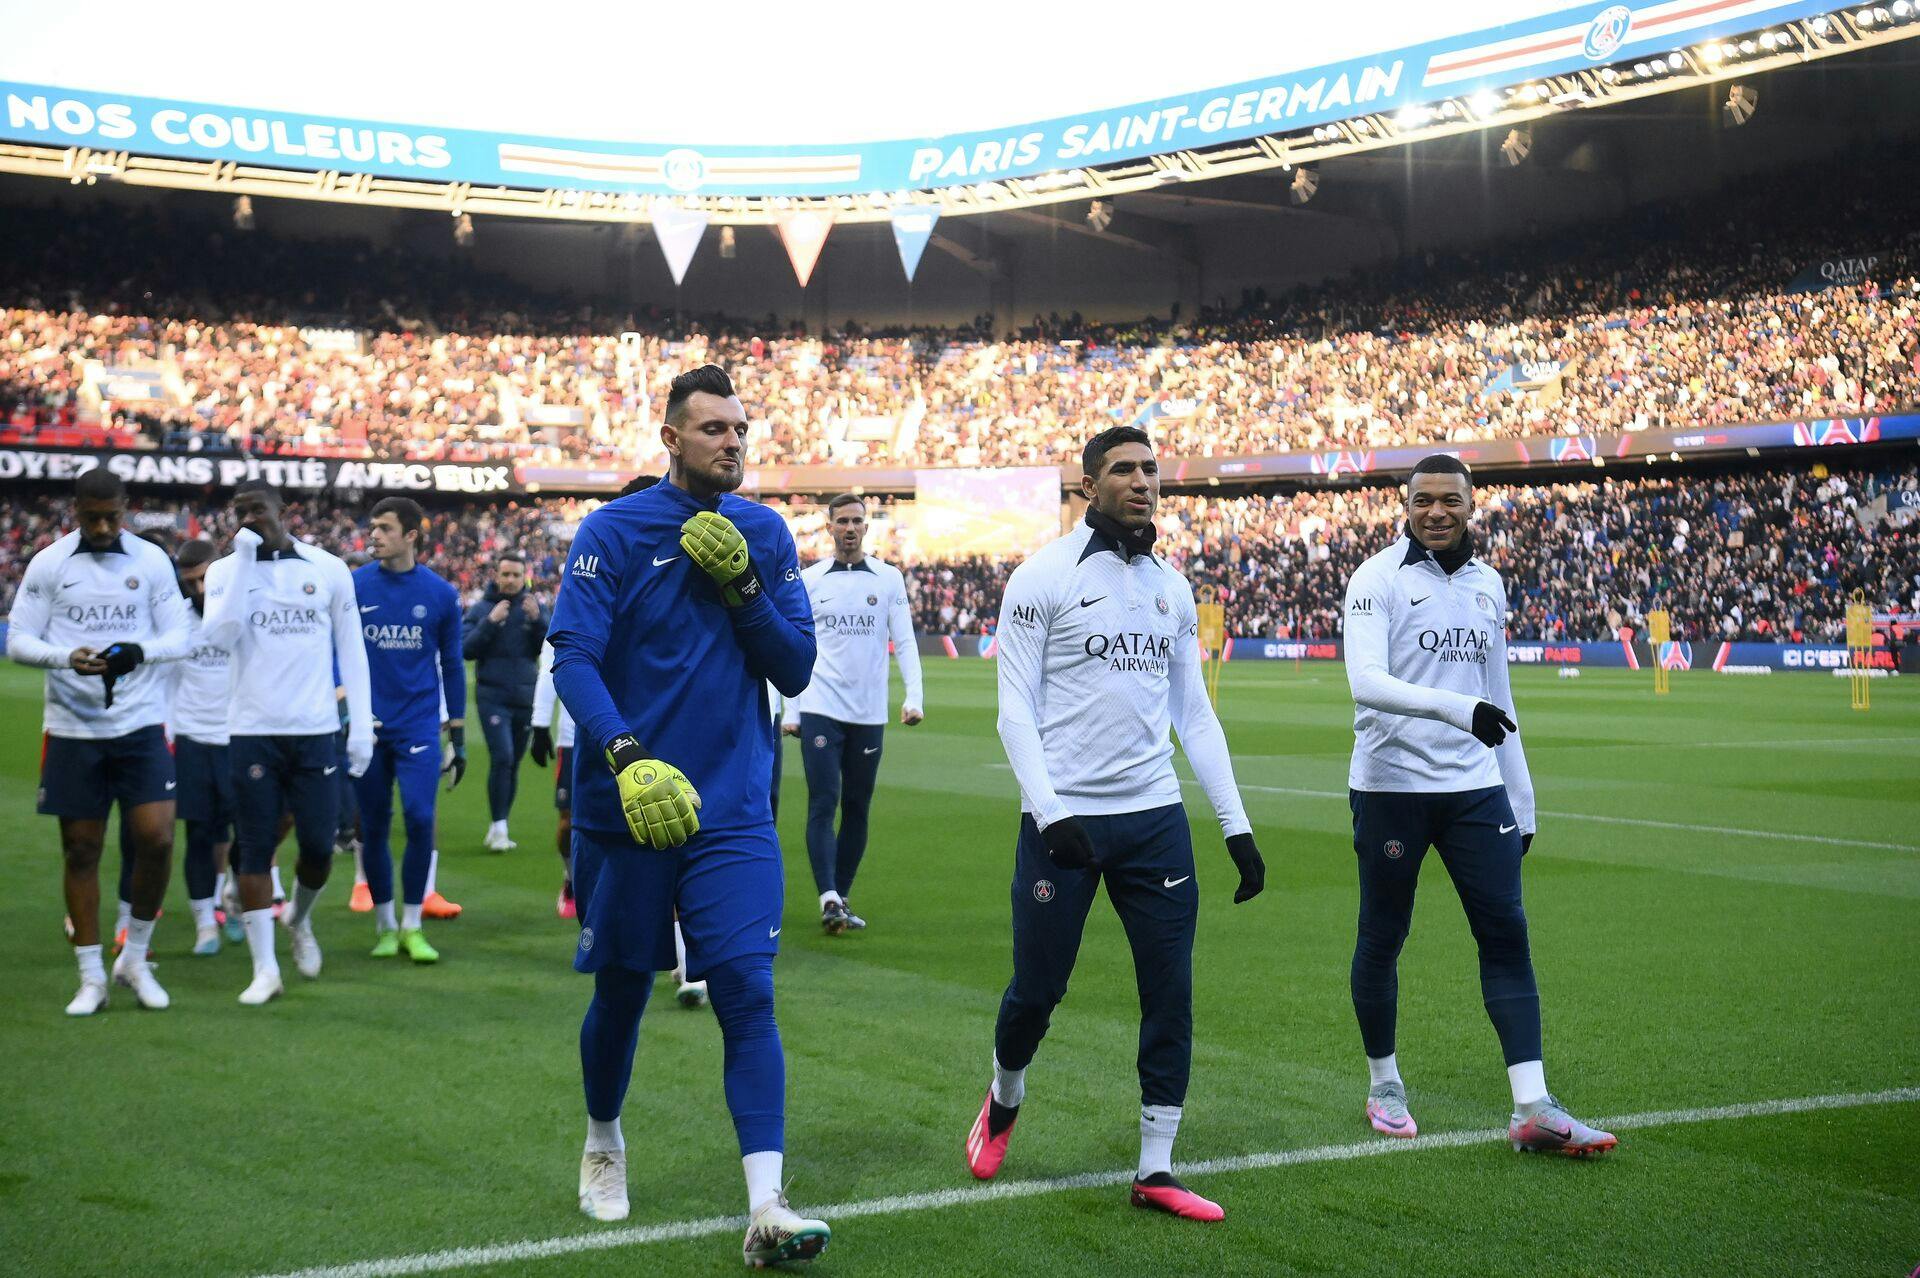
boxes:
[1226,832,1266,904]
[1470,701,1518,748]
[96,642,144,708]
[1041,817,1096,870]
[530,725,555,769]
[1521,833,1534,857]
[443,725,467,790]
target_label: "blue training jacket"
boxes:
[549,480,814,837]
[351,561,466,740]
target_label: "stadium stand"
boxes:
[3,147,1917,468]
[3,462,1911,645]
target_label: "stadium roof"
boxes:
[3,1,1917,225]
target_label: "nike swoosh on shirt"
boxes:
[409,744,431,754]
[1500,823,1518,834]
[360,605,380,613]
[1163,875,1191,889]
[652,554,682,567]
[165,781,177,791]
[1409,596,1431,607]
[768,926,781,938]
[323,766,338,776]
[863,747,880,755]
[62,579,83,588]
[1079,596,1107,608]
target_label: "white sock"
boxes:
[585,1117,623,1153]
[214,871,228,904]
[1138,1104,1182,1178]
[190,897,216,930]
[243,908,279,975]
[75,943,106,985]
[1368,1053,1402,1087]
[424,849,439,897]
[991,1053,1025,1108]
[402,903,423,931]
[743,1150,783,1214]
[288,881,322,928]
[116,899,132,935]
[269,866,286,900]
[353,846,367,886]
[818,890,843,910]
[489,820,506,840]
[673,920,688,979]
[122,916,155,967]
[1508,1060,1548,1107]
[375,901,398,931]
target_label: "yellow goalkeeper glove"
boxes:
[605,733,701,848]
[679,510,763,607]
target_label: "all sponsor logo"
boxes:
[1033,879,1055,903]
[570,553,600,580]
[1010,604,1040,628]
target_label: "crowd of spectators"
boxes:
[1,463,1911,647]
[4,145,1919,469]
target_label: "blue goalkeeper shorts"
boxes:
[570,822,782,981]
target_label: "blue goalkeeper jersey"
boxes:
[549,480,814,838]
[351,561,466,741]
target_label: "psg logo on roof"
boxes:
[1583,5,1632,60]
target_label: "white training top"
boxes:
[782,556,923,727]
[169,608,233,745]
[202,529,373,746]
[531,640,577,750]
[6,530,193,738]
[994,519,1250,834]
[1341,534,1536,832]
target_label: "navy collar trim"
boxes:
[827,559,876,574]
[1400,526,1476,575]
[72,533,129,556]
[1078,509,1159,565]
[255,541,305,562]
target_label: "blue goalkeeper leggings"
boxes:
[353,735,439,908]
[580,956,784,1155]
[1349,786,1541,1065]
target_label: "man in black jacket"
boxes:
[463,552,549,850]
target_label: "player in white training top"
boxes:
[7,468,193,1014]
[169,537,240,957]
[201,481,373,1006]
[1341,453,1614,1157]
[964,426,1267,1222]
[780,493,924,934]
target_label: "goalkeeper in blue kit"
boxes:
[548,365,831,1268]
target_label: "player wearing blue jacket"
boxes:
[549,365,830,1268]
[351,498,467,964]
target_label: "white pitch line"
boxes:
[252,1087,1920,1278]
[993,766,1920,853]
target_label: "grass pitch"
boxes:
[0,661,1915,1277]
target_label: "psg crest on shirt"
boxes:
[303,582,316,594]
[1474,592,1499,617]
[1155,595,1170,615]
[1032,879,1055,903]
[125,576,139,590]
[866,594,878,606]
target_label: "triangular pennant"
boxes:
[651,201,709,285]
[775,208,835,288]
[889,206,939,283]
